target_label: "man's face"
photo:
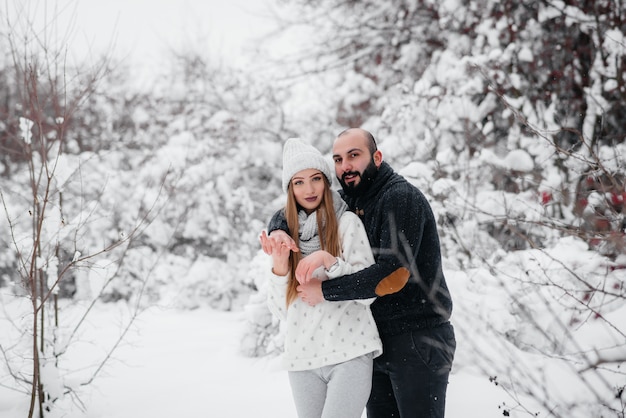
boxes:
[332,131,380,196]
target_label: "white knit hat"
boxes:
[282,138,333,192]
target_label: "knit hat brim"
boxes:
[282,138,333,192]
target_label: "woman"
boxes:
[261,137,381,418]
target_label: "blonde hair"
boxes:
[284,177,341,306]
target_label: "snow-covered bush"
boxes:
[239,251,283,358]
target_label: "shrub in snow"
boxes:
[239,251,282,358]
[172,255,255,311]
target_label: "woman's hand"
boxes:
[259,230,299,255]
[295,250,336,284]
[259,230,291,275]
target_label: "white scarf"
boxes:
[297,190,347,256]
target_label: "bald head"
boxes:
[336,128,378,154]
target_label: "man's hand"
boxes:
[297,279,324,306]
[259,229,299,255]
[295,250,335,284]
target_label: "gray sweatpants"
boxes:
[288,353,374,418]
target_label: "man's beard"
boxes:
[339,159,379,197]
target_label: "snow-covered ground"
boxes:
[0,302,508,418]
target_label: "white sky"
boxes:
[4,0,279,81]
[81,0,275,58]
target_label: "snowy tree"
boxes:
[0,3,169,416]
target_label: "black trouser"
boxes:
[367,322,456,418]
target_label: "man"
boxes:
[263,128,456,418]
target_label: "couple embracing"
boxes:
[260,128,456,418]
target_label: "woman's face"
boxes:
[290,168,326,214]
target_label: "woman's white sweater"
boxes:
[266,211,382,371]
